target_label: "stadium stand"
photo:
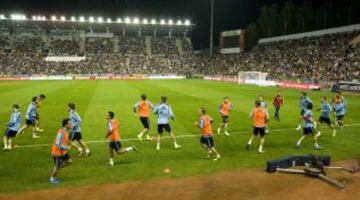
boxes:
[0,20,359,83]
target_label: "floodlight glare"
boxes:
[125,17,131,24]
[107,18,112,23]
[168,19,173,25]
[133,18,139,24]
[160,19,166,25]
[184,20,191,26]
[41,16,46,21]
[79,16,85,22]
[51,15,57,21]
[97,17,103,23]
[32,16,37,20]
[117,18,122,23]
[0,14,5,20]
[89,16,95,23]
[71,16,76,22]
[142,19,148,24]
[60,16,66,21]
[177,20,182,25]
[151,19,156,24]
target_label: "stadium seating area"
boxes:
[0,29,359,83]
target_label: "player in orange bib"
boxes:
[106,111,137,167]
[49,118,72,184]
[195,108,221,161]
[217,96,234,136]
[133,94,154,141]
[246,100,269,153]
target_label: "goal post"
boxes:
[238,71,268,82]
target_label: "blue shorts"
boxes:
[4,129,17,138]
[109,141,122,152]
[69,132,82,141]
[200,136,214,148]
[303,127,314,135]
[53,154,70,167]
[140,117,150,129]
[26,119,36,126]
[158,124,171,134]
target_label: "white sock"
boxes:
[109,158,114,163]
[125,147,133,152]
[297,141,301,145]
[248,141,252,145]
[259,145,263,151]
[85,149,90,153]
[50,177,55,181]
[78,148,83,152]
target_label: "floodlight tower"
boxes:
[209,0,215,56]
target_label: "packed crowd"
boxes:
[0,30,359,83]
[49,38,81,56]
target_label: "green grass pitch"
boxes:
[0,80,359,193]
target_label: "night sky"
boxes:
[0,0,358,49]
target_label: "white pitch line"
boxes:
[15,123,360,149]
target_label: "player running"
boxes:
[316,97,336,137]
[246,100,269,153]
[334,99,346,129]
[295,103,322,150]
[3,105,21,151]
[133,94,154,141]
[273,92,284,121]
[332,91,346,126]
[217,96,234,136]
[154,96,182,151]
[106,111,137,167]
[35,94,46,132]
[258,95,270,133]
[296,92,313,131]
[49,118,72,184]
[17,96,41,138]
[68,103,91,157]
[195,108,221,161]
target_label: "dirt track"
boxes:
[1,164,359,200]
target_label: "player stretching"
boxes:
[3,105,21,151]
[296,92,313,131]
[17,96,41,138]
[217,96,233,136]
[154,96,182,151]
[35,94,46,132]
[133,94,154,141]
[106,111,137,166]
[334,99,346,129]
[295,103,322,150]
[68,103,91,157]
[49,118,72,184]
[317,97,336,137]
[273,92,284,121]
[195,108,221,161]
[246,100,269,153]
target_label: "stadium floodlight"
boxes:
[0,14,5,20]
[133,18,139,24]
[97,17,103,23]
[184,20,191,26]
[79,16,85,22]
[176,20,182,25]
[160,19,166,25]
[107,18,112,23]
[11,14,26,21]
[41,16,46,21]
[168,19,174,25]
[51,15,57,21]
[151,19,156,24]
[117,18,122,23]
[60,16,66,21]
[32,15,37,20]
[125,17,131,24]
[71,16,76,22]
[89,16,95,23]
[142,19,148,24]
